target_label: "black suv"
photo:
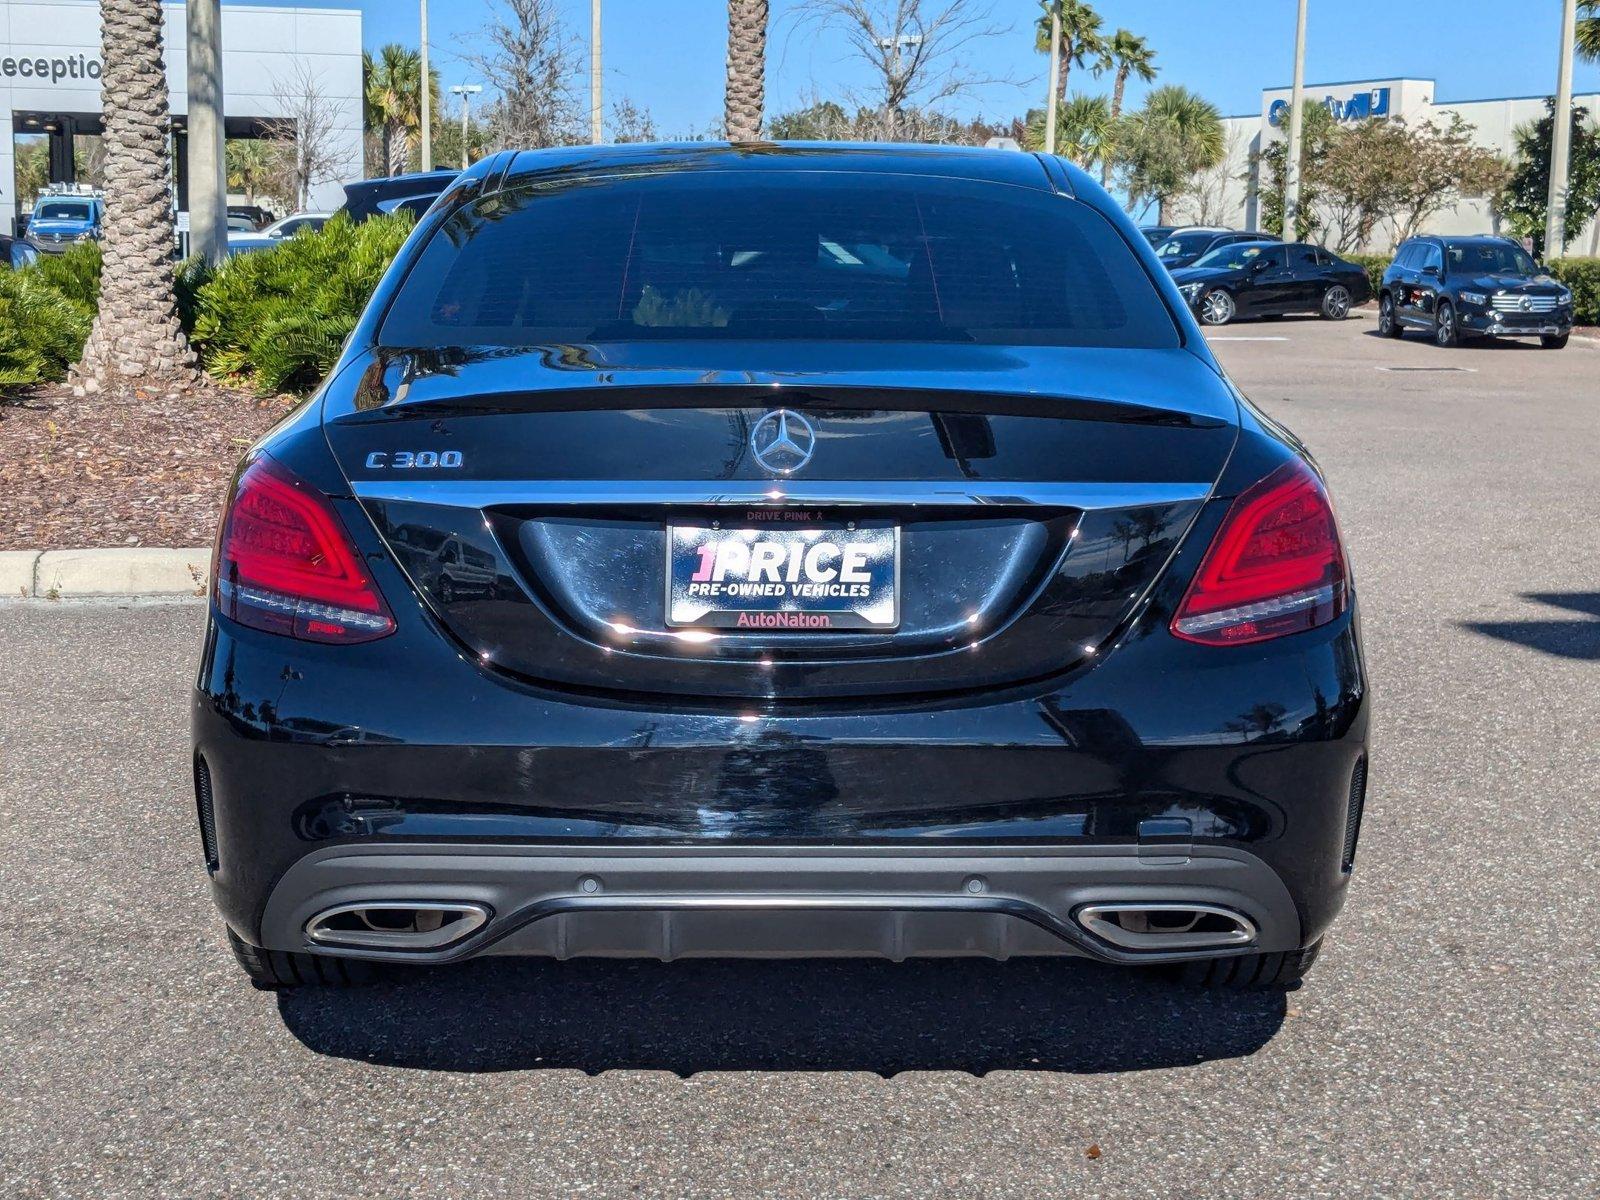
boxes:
[338,170,460,223]
[1378,236,1573,349]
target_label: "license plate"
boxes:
[666,525,900,631]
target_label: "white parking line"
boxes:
[1205,335,1290,342]
[1374,365,1478,373]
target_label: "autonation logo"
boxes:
[1270,86,1391,127]
[0,51,103,84]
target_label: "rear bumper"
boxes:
[259,842,1302,964]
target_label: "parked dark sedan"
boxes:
[1378,236,1572,349]
[196,144,1369,994]
[1153,226,1277,270]
[1172,241,1370,326]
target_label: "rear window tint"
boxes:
[379,171,1178,349]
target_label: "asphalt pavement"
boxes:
[1,315,1596,1198]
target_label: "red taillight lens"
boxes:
[1171,459,1347,646]
[214,456,395,644]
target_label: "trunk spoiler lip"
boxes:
[326,345,1238,428]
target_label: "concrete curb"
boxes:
[2,548,211,599]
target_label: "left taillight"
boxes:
[1171,458,1348,647]
[212,455,395,644]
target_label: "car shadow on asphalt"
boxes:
[275,955,1287,1076]
[1463,592,1600,660]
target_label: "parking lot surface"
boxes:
[2,316,1596,1198]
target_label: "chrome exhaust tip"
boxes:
[1075,903,1257,951]
[305,901,490,950]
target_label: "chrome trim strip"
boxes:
[351,479,1213,510]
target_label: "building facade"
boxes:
[1183,77,1600,255]
[2,0,363,235]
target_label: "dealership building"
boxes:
[1198,77,1600,254]
[2,0,363,236]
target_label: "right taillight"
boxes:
[1171,458,1347,646]
[213,455,395,644]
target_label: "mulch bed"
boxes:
[0,382,295,551]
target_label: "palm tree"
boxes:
[1580,1,1599,63]
[73,0,194,393]
[725,0,769,141]
[1101,29,1157,188]
[1035,1,1108,104]
[1035,93,1116,170]
[225,139,278,206]
[1122,85,1224,223]
[363,44,426,177]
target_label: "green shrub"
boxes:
[26,239,103,314]
[1344,254,1392,299]
[189,212,414,394]
[1549,258,1600,326]
[0,267,93,388]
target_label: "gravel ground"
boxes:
[0,316,1596,1198]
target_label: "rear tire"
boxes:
[1434,302,1459,348]
[226,926,376,989]
[1378,292,1403,337]
[1171,939,1323,989]
[1320,284,1352,320]
[1542,333,1569,350]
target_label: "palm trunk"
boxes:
[1102,65,1128,189]
[724,0,768,141]
[73,0,196,393]
[386,123,408,177]
[1057,38,1073,103]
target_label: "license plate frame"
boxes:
[665,524,901,632]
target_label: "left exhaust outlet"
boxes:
[305,902,491,950]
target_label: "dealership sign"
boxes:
[0,51,103,84]
[1270,86,1391,127]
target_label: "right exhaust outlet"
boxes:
[1075,903,1257,951]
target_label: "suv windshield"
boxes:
[1192,243,1273,271]
[34,201,93,221]
[380,172,1178,349]
[1155,231,1220,258]
[1446,241,1536,276]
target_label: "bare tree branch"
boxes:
[464,0,584,151]
[262,63,346,210]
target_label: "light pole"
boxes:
[591,0,603,145]
[1546,0,1578,259]
[1282,0,1309,239]
[450,84,482,170]
[876,33,923,137]
[186,0,227,264]
[1044,6,1061,156]
[420,0,432,172]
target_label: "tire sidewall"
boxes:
[1200,289,1235,327]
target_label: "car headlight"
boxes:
[1458,291,1487,307]
[1557,288,1573,306]
[1179,282,1204,300]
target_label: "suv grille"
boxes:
[1491,294,1558,314]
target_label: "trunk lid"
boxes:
[324,344,1237,701]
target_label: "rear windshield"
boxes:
[379,171,1178,349]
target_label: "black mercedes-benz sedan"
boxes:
[1172,241,1371,326]
[1378,236,1573,349]
[195,144,1369,992]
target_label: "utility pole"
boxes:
[875,33,923,138]
[1546,0,1577,259]
[420,0,432,171]
[450,84,482,170]
[591,0,603,145]
[1282,0,1309,239]
[186,0,227,263]
[1044,7,1061,156]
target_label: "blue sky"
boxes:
[273,0,1600,132]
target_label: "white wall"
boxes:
[2,1,362,231]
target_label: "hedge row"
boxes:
[1,212,413,396]
[1345,253,1600,325]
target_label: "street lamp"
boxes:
[1546,0,1578,258]
[450,84,482,171]
[420,0,432,172]
[876,33,923,137]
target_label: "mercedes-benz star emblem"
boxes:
[750,409,816,475]
[1519,296,1533,312]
